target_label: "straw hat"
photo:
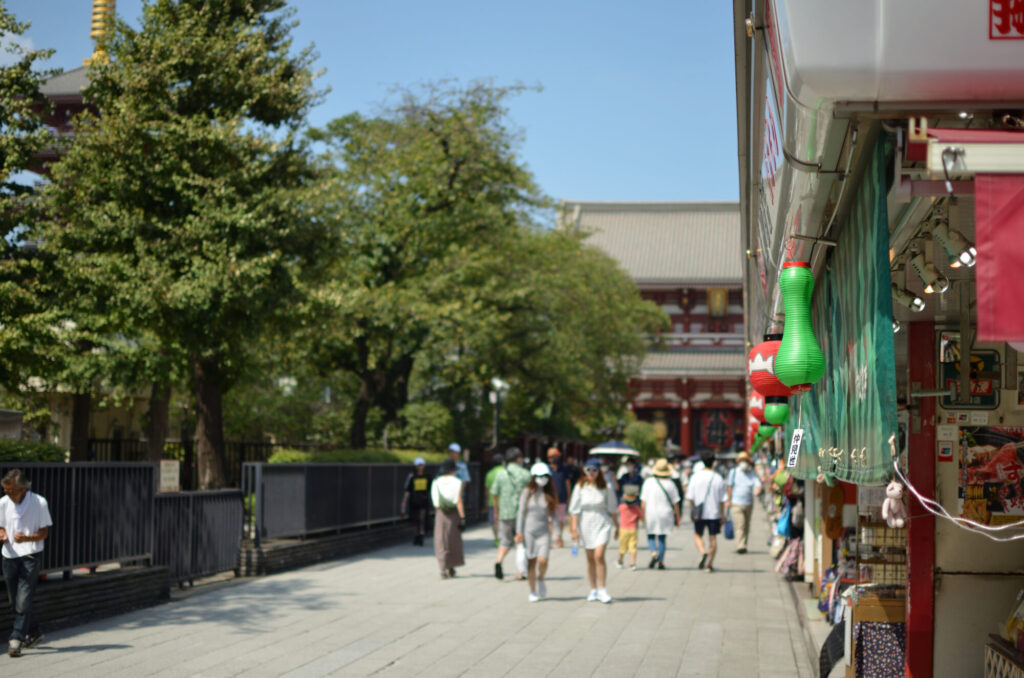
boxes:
[652,458,672,477]
[737,452,753,464]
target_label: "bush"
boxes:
[0,439,67,462]
[267,447,447,464]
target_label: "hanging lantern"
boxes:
[748,390,765,424]
[748,333,793,425]
[775,262,826,392]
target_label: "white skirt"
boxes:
[579,511,613,549]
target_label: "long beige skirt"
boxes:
[434,509,465,571]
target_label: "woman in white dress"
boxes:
[569,456,619,604]
[641,458,681,569]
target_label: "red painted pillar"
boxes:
[906,321,935,678]
[679,404,692,457]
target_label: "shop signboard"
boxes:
[939,348,1001,410]
[958,426,1024,525]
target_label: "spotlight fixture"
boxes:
[893,319,902,334]
[892,283,926,312]
[909,252,949,294]
[932,220,977,268]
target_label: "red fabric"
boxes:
[928,128,1024,144]
[976,174,1024,341]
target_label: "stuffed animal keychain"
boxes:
[882,479,907,529]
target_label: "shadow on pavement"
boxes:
[30,644,132,654]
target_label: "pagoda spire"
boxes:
[84,0,116,65]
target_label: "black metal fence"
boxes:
[154,490,243,586]
[0,463,154,573]
[0,463,241,585]
[243,462,482,545]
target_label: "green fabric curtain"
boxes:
[787,134,898,485]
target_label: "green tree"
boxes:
[0,4,58,400]
[41,0,321,487]
[306,81,546,448]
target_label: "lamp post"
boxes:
[489,377,510,450]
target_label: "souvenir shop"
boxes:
[734,0,1024,675]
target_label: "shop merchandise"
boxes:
[881,480,907,529]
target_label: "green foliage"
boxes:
[267,447,446,464]
[39,0,323,486]
[388,401,453,450]
[0,4,60,392]
[0,438,66,462]
[624,420,663,462]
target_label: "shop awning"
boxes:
[976,174,1024,342]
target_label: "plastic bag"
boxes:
[515,542,528,576]
[776,502,793,538]
[723,519,734,540]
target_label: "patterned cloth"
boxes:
[491,462,531,520]
[853,621,905,677]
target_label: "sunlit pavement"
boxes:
[4,510,811,677]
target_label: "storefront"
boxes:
[732,0,1024,675]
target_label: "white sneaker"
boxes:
[615,560,623,569]
[587,589,599,602]
[528,592,540,602]
[596,588,613,604]
[537,580,547,598]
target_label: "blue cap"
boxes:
[584,457,602,470]
[413,457,425,466]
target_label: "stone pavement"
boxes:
[3,507,813,677]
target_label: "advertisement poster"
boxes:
[958,427,1024,525]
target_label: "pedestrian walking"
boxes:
[0,469,51,656]
[616,456,643,503]
[725,451,763,553]
[490,447,531,580]
[685,454,727,573]
[400,458,432,546]
[568,456,619,603]
[516,463,556,602]
[431,459,465,579]
[640,459,681,569]
[546,447,572,547]
[484,453,505,545]
[616,483,643,570]
[445,442,471,499]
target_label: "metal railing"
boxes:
[243,462,481,546]
[153,490,243,586]
[0,463,155,574]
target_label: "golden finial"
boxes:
[84,0,116,65]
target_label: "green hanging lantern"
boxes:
[763,400,790,426]
[758,422,774,438]
[775,261,825,392]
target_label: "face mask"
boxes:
[739,462,751,472]
[535,476,549,486]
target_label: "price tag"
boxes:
[787,429,804,468]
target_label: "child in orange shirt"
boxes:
[616,483,644,570]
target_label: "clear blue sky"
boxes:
[7,0,739,203]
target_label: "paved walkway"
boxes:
[5,507,813,677]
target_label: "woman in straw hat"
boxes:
[640,458,681,569]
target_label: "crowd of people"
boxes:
[403,443,776,605]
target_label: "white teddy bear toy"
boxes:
[881,479,907,529]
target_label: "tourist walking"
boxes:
[546,447,572,547]
[616,456,643,503]
[445,442,471,499]
[490,447,531,580]
[569,457,619,603]
[685,454,727,573]
[640,459,681,569]
[0,469,52,656]
[516,463,556,602]
[616,483,643,570]
[726,451,763,553]
[401,458,432,546]
[484,453,505,544]
[431,460,466,579]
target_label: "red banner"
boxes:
[976,174,1024,341]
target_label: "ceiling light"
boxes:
[893,319,902,334]
[909,252,949,294]
[892,283,926,312]
[932,220,977,268]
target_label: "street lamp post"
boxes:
[489,377,510,450]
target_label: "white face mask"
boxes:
[739,462,751,472]
[535,476,549,486]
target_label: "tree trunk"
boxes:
[349,383,372,449]
[146,382,171,462]
[70,392,91,462]
[193,358,228,489]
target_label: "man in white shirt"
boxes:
[0,469,52,657]
[684,454,727,573]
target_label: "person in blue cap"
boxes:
[568,456,619,603]
[445,442,471,494]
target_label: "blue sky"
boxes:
[6,0,739,203]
